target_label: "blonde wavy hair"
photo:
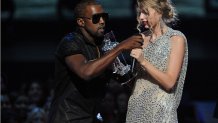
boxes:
[136,0,178,31]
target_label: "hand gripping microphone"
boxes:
[131,23,148,73]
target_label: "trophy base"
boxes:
[121,73,137,86]
[113,72,138,89]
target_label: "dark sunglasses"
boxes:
[79,13,109,24]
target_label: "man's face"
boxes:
[15,95,29,118]
[82,5,107,38]
[28,82,43,104]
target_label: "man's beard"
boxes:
[94,27,105,46]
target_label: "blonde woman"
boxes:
[126,0,188,122]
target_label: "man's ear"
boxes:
[77,18,85,27]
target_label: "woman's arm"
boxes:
[131,35,186,91]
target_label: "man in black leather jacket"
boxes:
[48,0,143,123]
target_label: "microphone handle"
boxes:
[131,58,136,73]
[131,24,149,74]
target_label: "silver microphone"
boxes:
[131,23,148,73]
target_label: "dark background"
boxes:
[2,0,218,122]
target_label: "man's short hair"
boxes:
[74,0,102,18]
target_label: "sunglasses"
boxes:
[79,13,109,24]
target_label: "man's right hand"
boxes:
[118,34,143,51]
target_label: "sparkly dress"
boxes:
[126,27,188,123]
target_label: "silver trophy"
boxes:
[102,31,137,86]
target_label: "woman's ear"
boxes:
[77,18,85,27]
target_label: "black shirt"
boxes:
[48,30,110,123]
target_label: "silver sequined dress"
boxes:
[126,27,188,123]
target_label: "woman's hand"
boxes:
[130,48,144,64]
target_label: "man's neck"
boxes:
[80,28,96,45]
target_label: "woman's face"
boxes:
[139,7,162,29]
